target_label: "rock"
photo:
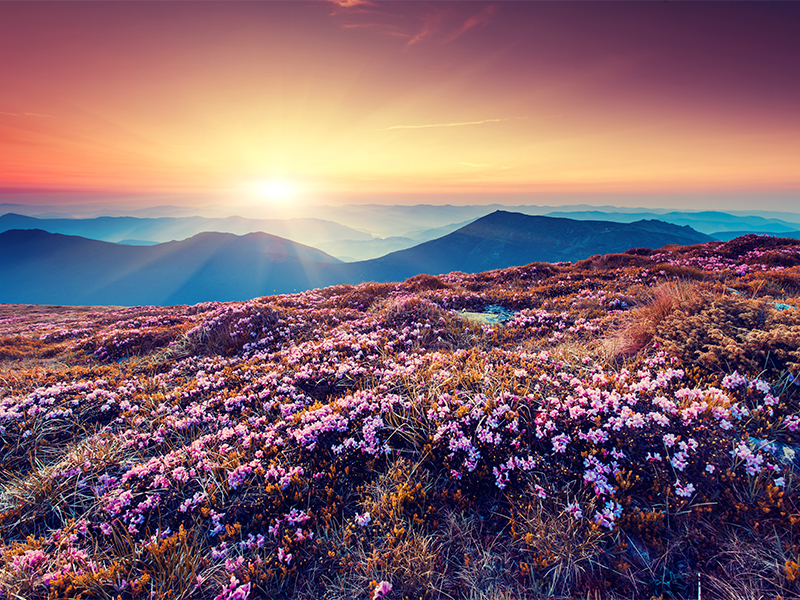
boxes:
[750,437,800,473]
[458,305,517,325]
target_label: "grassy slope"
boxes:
[0,235,799,599]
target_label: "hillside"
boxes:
[0,229,340,305]
[0,234,799,599]
[339,210,712,282]
[0,212,715,305]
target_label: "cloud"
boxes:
[327,0,375,7]
[377,117,522,131]
[460,162,492,168]
[406,9,446,46]
[404,5,498,47]
[0,112,55,118]
[341,22,408,38]
[444,4,498,43]
[328,2,499,47]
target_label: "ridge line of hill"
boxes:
[0,211,728,306]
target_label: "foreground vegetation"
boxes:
[1,234,800,599]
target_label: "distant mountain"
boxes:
[303,204,800,239]
[544,210,800,236]
[5,202,800,242]
[0,229,339,305]
[0,202,256,219]
[0,213,371,247]
[0,212,714,306]
[317,236,417,263]
[306,204,500,238]
[338,211,713,283]
[404,218,479,242]
[316,219,480,262]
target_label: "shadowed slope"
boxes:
[0,230,339,305]
[336,211,713,283]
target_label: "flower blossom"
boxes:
[373,581,393,599]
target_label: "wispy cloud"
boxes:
[377,117,523,131]
[327,0,375,8]
[328,2,499,47]
[0,111,55,118]
[406,9,446,46]
[444,4,498,43]
[460,162,492,168]
[341,22,407,38]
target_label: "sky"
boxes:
[1,1,799,214]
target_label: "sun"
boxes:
[251,179,298,205]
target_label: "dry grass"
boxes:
[701,529,800,600]
[512,494,609,597]
[603,281,706,361]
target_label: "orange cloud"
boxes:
[327,0,375,7]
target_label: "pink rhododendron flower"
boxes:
[373,581,392,599]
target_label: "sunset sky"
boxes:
[1,1,799,212]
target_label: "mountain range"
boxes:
[543,210,800,239]
[0,211,715,306]
[3,206,799,262]
[339,211,712,284]
[0,213,370,247]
